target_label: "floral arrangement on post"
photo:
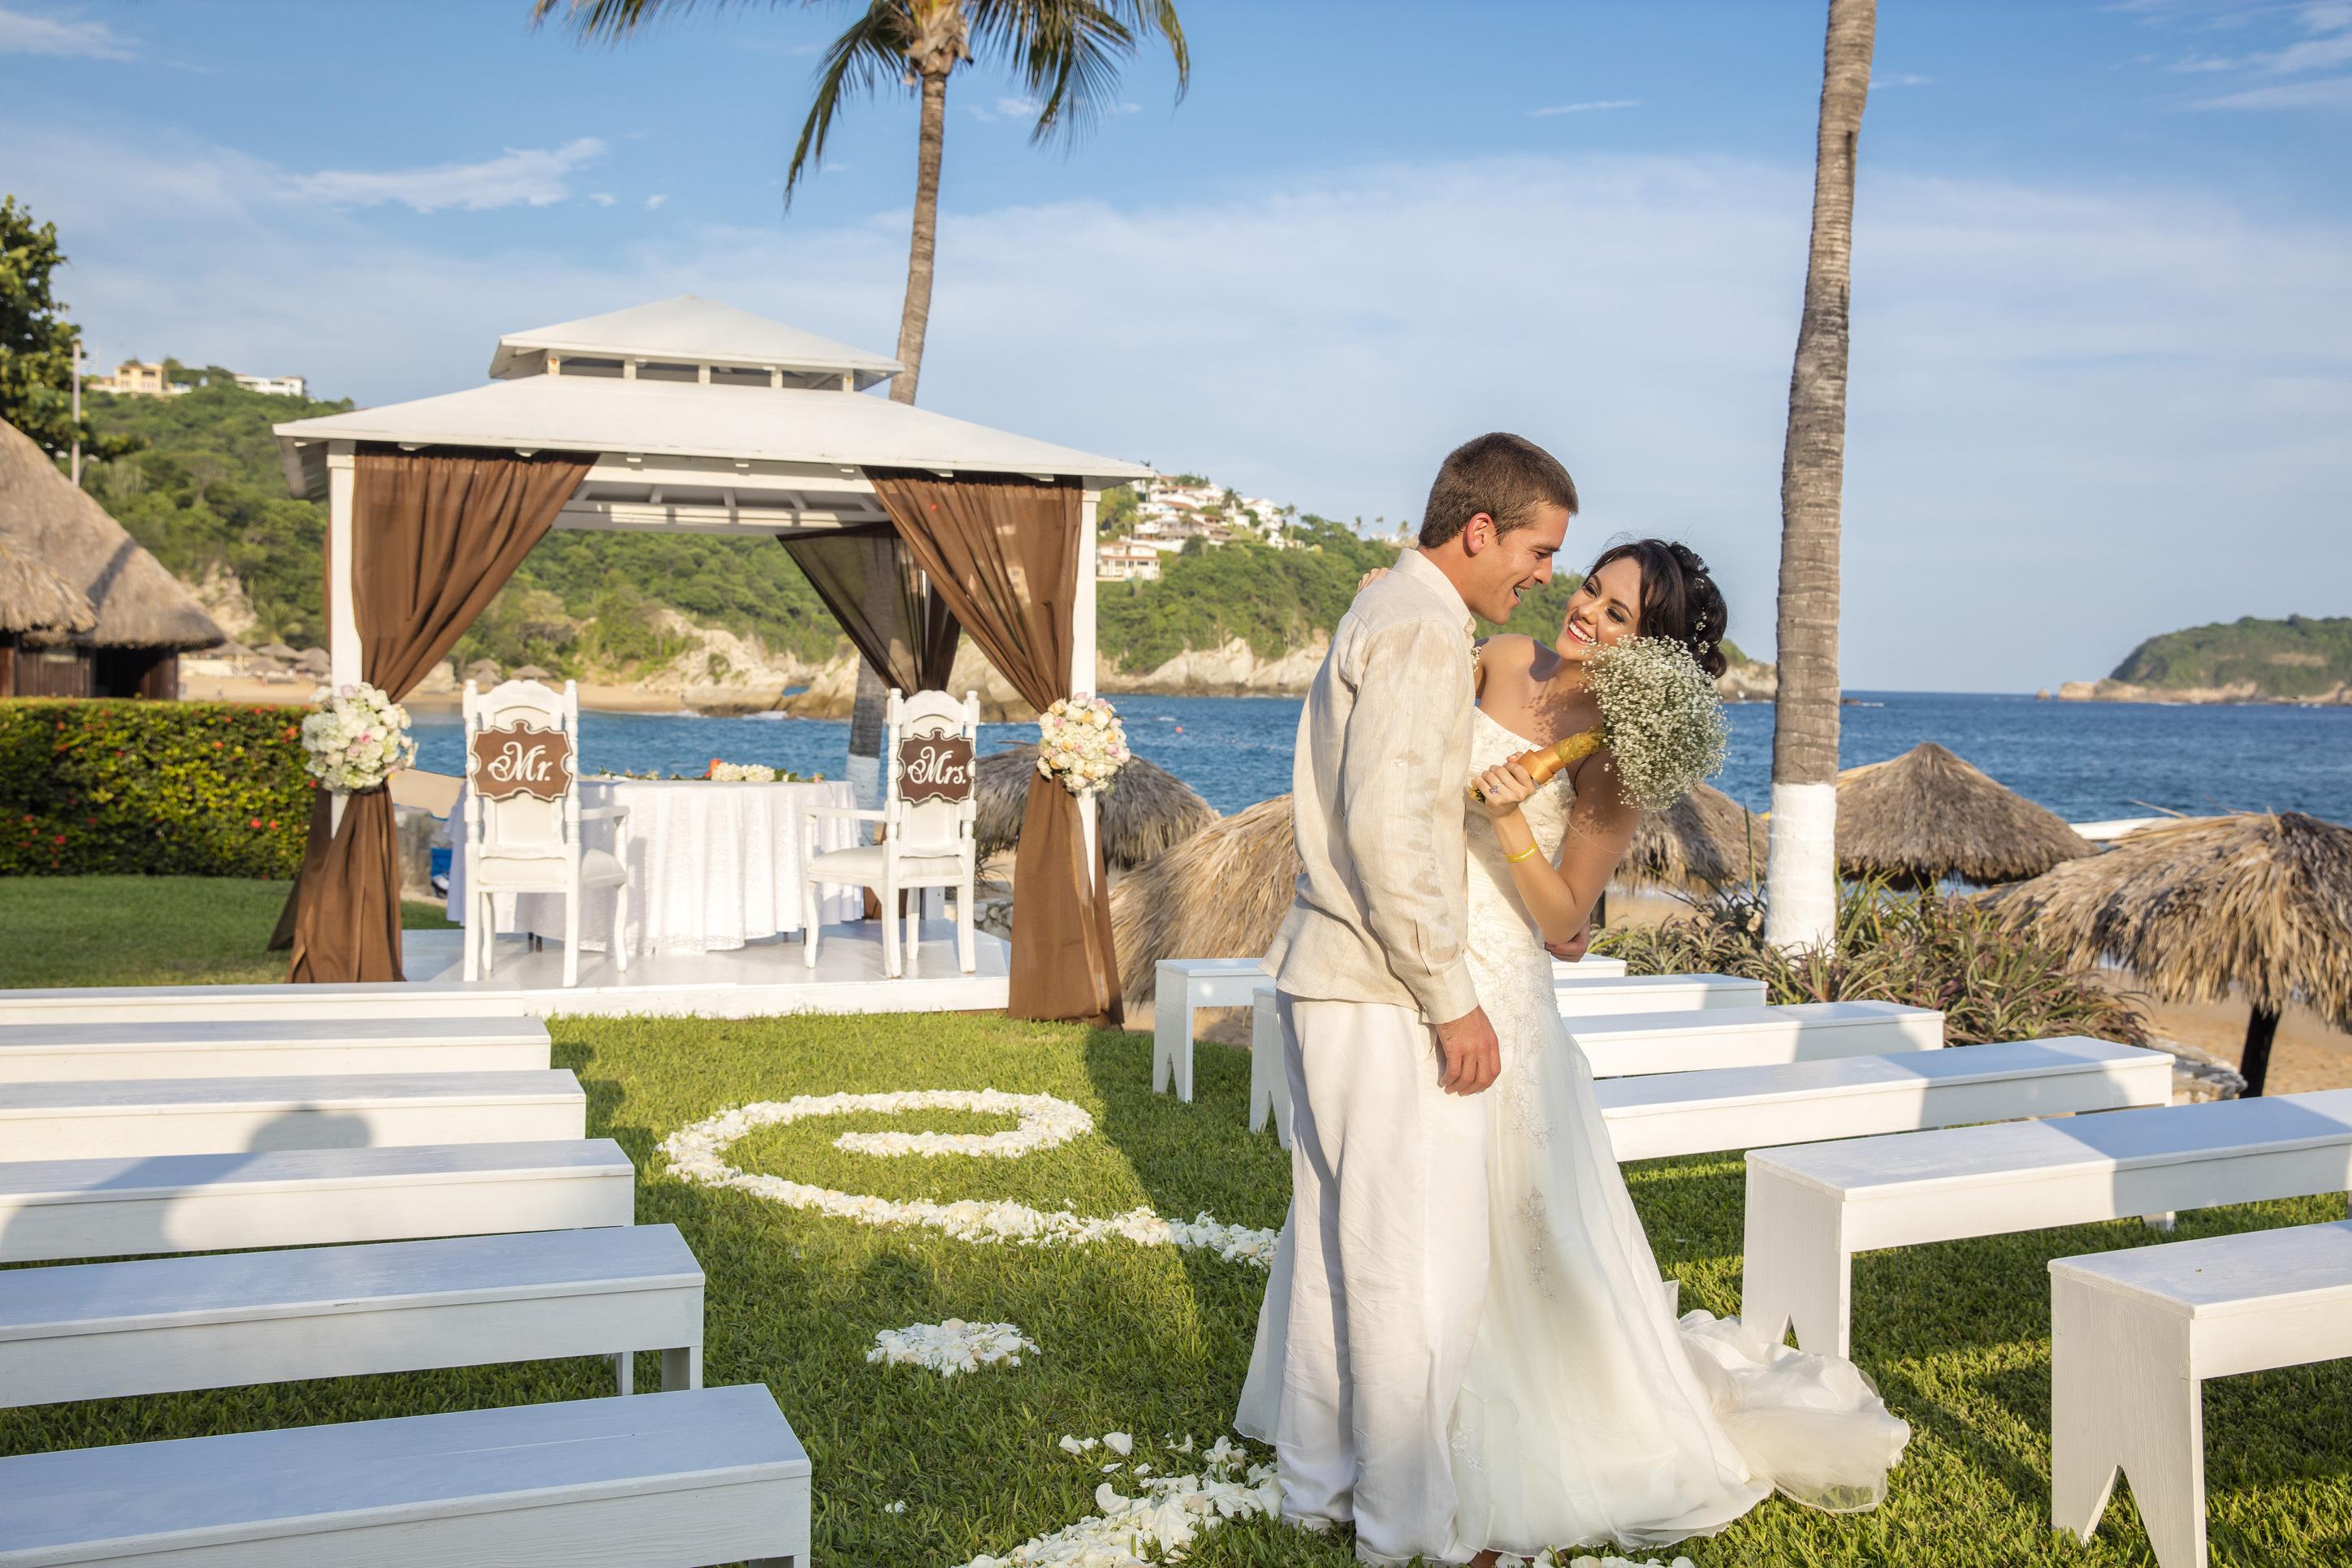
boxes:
[298,682,416,794]
[1035,695,1131,799]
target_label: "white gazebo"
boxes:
[275,294,1149,699]
[270,296,1152,1017]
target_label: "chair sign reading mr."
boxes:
[804,689,981,979]
[460,678,629,988]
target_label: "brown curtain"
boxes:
[868,471,1119,1026]
[280,448,594,983]
[780,525,961,692]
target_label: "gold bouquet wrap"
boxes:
[1468,728,1603,804]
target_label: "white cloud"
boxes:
[1528,100,1640,117]
[969,95,1045,123]
[8,125,2346,693]
[288,137,607,213]
[589,192,617,207]
[646,192,668,209]
[2192,73,2352,106]
[1871,72,1933,88]
[0,5,133,58]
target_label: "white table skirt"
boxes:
[445,779,862,954]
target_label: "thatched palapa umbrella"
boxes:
[1836,741,2091,887]
[975,744,1217,871]
[1623,781,1766,892]
[294,646,331,676]
[1992,811,2352,1095]
[0,533,97,637]
[1109,795,1299,1012]
[511,663,553,682]
[256,641,300,663]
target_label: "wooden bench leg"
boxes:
[1247,992,1291,1148]
[1740,1172,1852,1357]
[2052,1276,2206,1568]
[663,1345,703,1391]
[1152,987,1194,1100]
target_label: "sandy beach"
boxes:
[180,674,778,715]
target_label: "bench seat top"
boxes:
[0,1384,804,1562]
[0,1139,633,1207]
[1596,1037,2155,1120]
[0,1017,549,1052]
[0,1071,580,1118]
[1749,1088,2352,1197]
[2051,1219,2352,1316]
[1568,1000,1938,1042]
[0,1223,697,1341]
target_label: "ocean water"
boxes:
[409,690,2352,827]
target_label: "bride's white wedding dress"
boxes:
[1451,707,1909,1554]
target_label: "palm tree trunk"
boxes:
[1764,0,1874,952]
[890,71,949,406]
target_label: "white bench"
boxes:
[0,1016,552,1083]
[1597,1038,2172,1163]
[1554,974,1766,1015]
[1554,956,1627,979]
[0,1139,635,1264]
[1249,982,1286,1140]
[0,1223,704,1409]
[1152,958,1268,1101]
[2052,1218,2352,1568]
[0,1070,586,1160]
[0,1382,811,1568]
[0,981,537,1026]
[1570,1001,1943,1078]
[1742,1087,2352,1358]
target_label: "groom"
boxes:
[1257,432,1577,1566]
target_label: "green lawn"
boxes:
[0,886,2347,1564]
[0,875,453,988]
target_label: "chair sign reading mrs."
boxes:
[804,689,981,978]
[460,678,629,987]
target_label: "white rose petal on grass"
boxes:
[866,1319,1038,1377]
[1102,1432,1133,1457]
[884,1501,908,1515]
[956,1441,1284,1568]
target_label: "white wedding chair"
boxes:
[460,677,629,988]
[803,688,979,979]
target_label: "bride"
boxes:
[1245,538,1910,1562]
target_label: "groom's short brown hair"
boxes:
[1416,433,1579,548]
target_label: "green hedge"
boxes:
[0,700,313,877]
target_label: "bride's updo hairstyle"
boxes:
[1585,539,1729,680]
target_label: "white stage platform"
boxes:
[0,922,1010,1026]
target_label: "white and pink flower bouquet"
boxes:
[299,681,416,794]
[1035,694,1131,799]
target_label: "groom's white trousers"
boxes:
[1244,991,1490,1566]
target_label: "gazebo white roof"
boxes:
[486,295,906,387]
[273,296,1152,533]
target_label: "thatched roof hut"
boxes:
[1110,795,1299,1011]
[295,646,331,675]
[0,417,221,698]
[1836,741,2091,887]
[0,533,97,637]
[464,658,502,686]
[1623,781,1766,892]
[975,745,1217,870]
[1991,811,2352,1095]
[510,663,552,681]
[256,641,299,663]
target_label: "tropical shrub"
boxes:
[1595,877,2148,1046]
[0,700,312,877]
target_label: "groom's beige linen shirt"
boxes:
[1265,548,1480,1026]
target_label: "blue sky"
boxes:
[3,0,2347,692]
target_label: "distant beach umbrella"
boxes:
[464,659,503,687]
[1990,811,2352,1095]
[1109,795,1299,1013]
[510,663,553,682]
[1836,741,2092,887]
[0,533,96,636]
[294,646,330,675]
[256,641,299,662]
[1623,781,1766,892]
[975,745,1217,871]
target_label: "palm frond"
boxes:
[970,0,1186,146]
[785,2,914,201]
[529,0,772,44]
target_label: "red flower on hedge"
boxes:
[249,818,263,830]
[53,834,64,844]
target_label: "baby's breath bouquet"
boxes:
[1036,695,1131,799]
[1468,637,1727,811]
[299,681,416,794]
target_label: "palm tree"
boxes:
[1763,0,1874,951]
[535,0,1188,408]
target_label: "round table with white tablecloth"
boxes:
[445,778,863,955]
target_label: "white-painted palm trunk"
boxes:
[1764,780,1839,950]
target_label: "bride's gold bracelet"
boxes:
[1504,842,1541,864]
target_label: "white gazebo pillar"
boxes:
[325,441,361,833]
[1074,486,1100,887]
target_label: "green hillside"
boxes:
[2108,615,2352,698]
